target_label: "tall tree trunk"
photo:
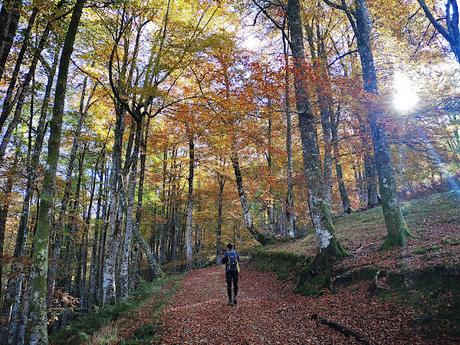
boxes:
[28,1,86,343]
[266,110,275,231]
[318,87,333,206]
[185,127,194,270]
[120,117,142,299]
[283,37,296,238]
[360,124,379,207]
[102,102,125,305]
[68,147,86,295]
[2,47,59,341]
[287,0,346,264]
[0,6,38,132]
[133,118,162,278]
[88,154,104,306]
[364,151,379,207]
[353,0,410,248]
[331,110,352,214]
[0,147,19,303]
[47,75,93,302]
[215,169,225,264]
[0,0,65,162]
[0,20,54,162]
[306,23,333,206]
[230,143,271,245]
[0,0,22,82]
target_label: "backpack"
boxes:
[227,250,238,271]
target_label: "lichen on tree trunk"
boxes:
[287,0,346,281]
[28,0,86,343]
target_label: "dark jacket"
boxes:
[222,250,240,272]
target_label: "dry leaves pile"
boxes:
[159,264,456,345]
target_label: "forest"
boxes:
[0,0,459,344]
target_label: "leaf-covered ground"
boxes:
[263,192,460,272]
[159,264,456,345]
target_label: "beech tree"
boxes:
[28,0,87,343]
[323,0,411,248]
[0,1,458,342]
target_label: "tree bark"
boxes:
[102,102,125,305]
[353,0,410,248]
[0,0,22,82]
[230,144,272,245]
[185,126,195,270]
[0,6,38,132]
[120,117,142,299]
[331,110,352,214]
[287,0,346,261]
[28,1,86,343]
[47,75,94,302]
[283,37,296,238]
[2,47,59,342]
[215,169,225,264]
[134,117,162,278]
[0,147,19,303]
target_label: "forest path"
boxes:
[158,264,436,345]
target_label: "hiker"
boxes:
[222,243,240,305]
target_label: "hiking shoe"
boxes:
[233,297,237,305]
[228,299,233,305]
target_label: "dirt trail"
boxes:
[159,264,451,345]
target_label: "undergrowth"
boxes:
[50,274,183,345]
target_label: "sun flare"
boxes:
[392,72,419,112]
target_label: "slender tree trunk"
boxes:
[331,110,352,214]
[0,0,65,162]
[287,0,346,264]
[185,127,195,270]
[2,47,59,340]
[283,37,296,238]
[0,20,53,163]
[28,1,86,343]
[354,0,410,248]
[47,76,93,302]
[120,117,142,299]
[306,24,333,206]
[0,147,19,303]
[88,154,104,306]
[0,0,22,82]
[364,151,379,207]
[230,143,271,245]
[318,90,333,206]
[68,147,86,295]
[215,171,225,264]
[266,111,275,231]
[133,118,162,278]
[102,102,125,305]
[0,7,38,132]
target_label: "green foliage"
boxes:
[121,324,158,345]
[250,249,311,280]
[50,275,182,345]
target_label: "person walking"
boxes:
[222,243,240,305]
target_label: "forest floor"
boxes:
[158,263,457,345]
[263,191,460,273]
[54,192,460,344]
[158,192,460,344]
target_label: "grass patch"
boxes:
[50,274,183,345]
[121,323,158,345]
[250,249,311,280]
[259,191,460,257]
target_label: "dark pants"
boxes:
[226,270,238,300]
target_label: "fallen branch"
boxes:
[311,314,371,345]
